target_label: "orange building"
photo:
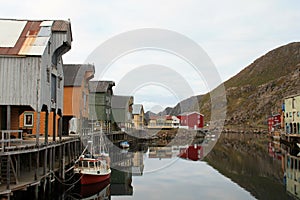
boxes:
[19,111,59,136]
[62,64,95,135]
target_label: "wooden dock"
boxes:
[0,131,83,199]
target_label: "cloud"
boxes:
[2,0,300,111]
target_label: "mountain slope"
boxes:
[167,42,300,129]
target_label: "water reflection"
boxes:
[281,137,300,199]
[205,132,293,200]
[65,132,295,200]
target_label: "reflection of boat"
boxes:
[120,141,130,148]
[79,178,110,199]
[178,144,203,161]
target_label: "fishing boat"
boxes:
[74,132,111,185]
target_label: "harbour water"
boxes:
[10,132,294,200]
[66,134,293,200]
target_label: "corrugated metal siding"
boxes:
[0,19,72,113]
[0,56,40,109]
[51,33,68,49]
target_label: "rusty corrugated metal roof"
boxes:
[0,19,71,56]
[52,20,69,32]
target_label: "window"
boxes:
[24,112,34,127]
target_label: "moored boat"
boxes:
[120,141,130,148]
[74,131,111,185]
[74,153,111,185]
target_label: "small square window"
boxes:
[24,112,34,127]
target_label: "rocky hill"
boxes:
[166,42,300,130]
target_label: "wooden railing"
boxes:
[0,130,23,152]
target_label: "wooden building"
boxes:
[147,115,173,129]
[62,64,95,135]
[284,94,300,135]
[132,104,144,130]
[111,96,134,132]
[0,19,72,143]
[89,81,115,132]
[178,112,204,130]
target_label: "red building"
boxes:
[178,112,204,129]
[268,113,281,132]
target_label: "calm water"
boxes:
[12,133,294,200]
[68,133,293,200]
[112,157,255,200]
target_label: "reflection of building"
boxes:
[178,144,203,161]
[111,96,134,131]
[110,168,133,196]
[149,146,172,159]
[132,151,144,176]
[62,64,95,135]
[132,104,144,130]
[268,142,282,160]
[284,94,300,135]
[285,154,300,198]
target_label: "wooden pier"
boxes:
[0,130,83,199]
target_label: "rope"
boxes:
[49,170,83,186]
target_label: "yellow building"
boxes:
[132,104,144,130]
[284,94,300,135]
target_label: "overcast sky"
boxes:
[3,0,300,112]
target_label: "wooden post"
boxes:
[52,110,56,142]
[6,155,10,190]
[45,110,48,144]
[44,149,47,175]
[59,144,64,180]
[34,184,39,200]
[29,153,32,172]
[62,144,65,180]
[6,105,10,130]
[49,147,52,171]
[52,147,55,173]
[68,143,71,164]
[59,115,62,141]
[35,151,39,181]
[17,154,20,178]
[36,112,41,146]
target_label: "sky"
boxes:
[2,0,300,113]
